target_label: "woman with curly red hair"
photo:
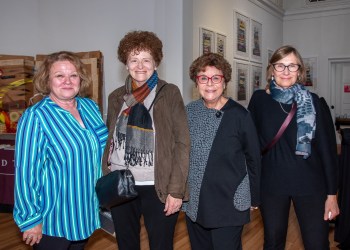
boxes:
[101,30,190,250]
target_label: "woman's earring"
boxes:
[126,67,129,70]
[271,75,275,81]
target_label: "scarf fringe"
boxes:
[125,146,154,166]
[116,132,126,149]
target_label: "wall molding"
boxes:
[248,0,285,20]
[284,2,350,20]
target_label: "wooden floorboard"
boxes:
[0,205,339,250]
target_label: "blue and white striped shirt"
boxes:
[13,96,108,241]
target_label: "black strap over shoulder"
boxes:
[261,102,297,155]
[148,84,167,111]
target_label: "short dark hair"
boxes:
[189,53,232,87]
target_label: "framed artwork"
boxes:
[215,32,226,58]
[250,64,263,97]
[234,60,250,105]
[250,19,262,63]
[267,49,274,64]
[233,11,250,60]
[199,27,215,55]
[302,57,317,91]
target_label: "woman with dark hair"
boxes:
[101,30,190,250]
[248,45,339,249]
[183,52,261,250]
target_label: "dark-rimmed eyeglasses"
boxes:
[272,63,301,72]
[196,75,224,84]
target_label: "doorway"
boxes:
[329,58,350,143]
[329,58,350,118]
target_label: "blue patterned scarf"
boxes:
[270,79,316,159]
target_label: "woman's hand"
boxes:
[324,195,340,221]
[23,224,43,246]
[164,194,182,216]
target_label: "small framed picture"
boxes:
[302,57,318,91]
[234,60,250,106]
[250,19,262,63]
[267,49,274,64]
[215,32,226,58]
[250,64,263,97]
[199,27,215,55]
[233,11,250,61]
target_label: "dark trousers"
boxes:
[260,192,330,250]
[186,215,243,250]
[110,185,179,250]
[33,235,89,250]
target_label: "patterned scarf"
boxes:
[115,71,158,166]
[270,79,316,159]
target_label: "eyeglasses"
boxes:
[196,75,224,84]
[272,63,301,72]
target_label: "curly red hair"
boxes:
[117,30,163,66]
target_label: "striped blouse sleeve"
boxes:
[13,110,46,232]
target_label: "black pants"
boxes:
[33,235,89,250]
[110,185,179,250]
[260,192,330,250]
[186,215,243,250]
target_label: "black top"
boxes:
[185,98,261,228]
[335,128,350,247]
[248,90,338,196]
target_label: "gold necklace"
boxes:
[279,102,289,114]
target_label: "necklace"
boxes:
[279,102,289,114]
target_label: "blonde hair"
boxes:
[34,51,91,96]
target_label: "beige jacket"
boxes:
[101,79,190,203]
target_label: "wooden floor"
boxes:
[0,205,339,250]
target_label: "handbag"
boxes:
[95,168,138,209]
[261,102,297,155]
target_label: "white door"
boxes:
[330,60,350,118]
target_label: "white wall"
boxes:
[283,0,350,104]
[187,0,283,104]
[0,0,184,117]
[4,0,348,111]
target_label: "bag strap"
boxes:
[148,83,167,111]
[261,102,297,155]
